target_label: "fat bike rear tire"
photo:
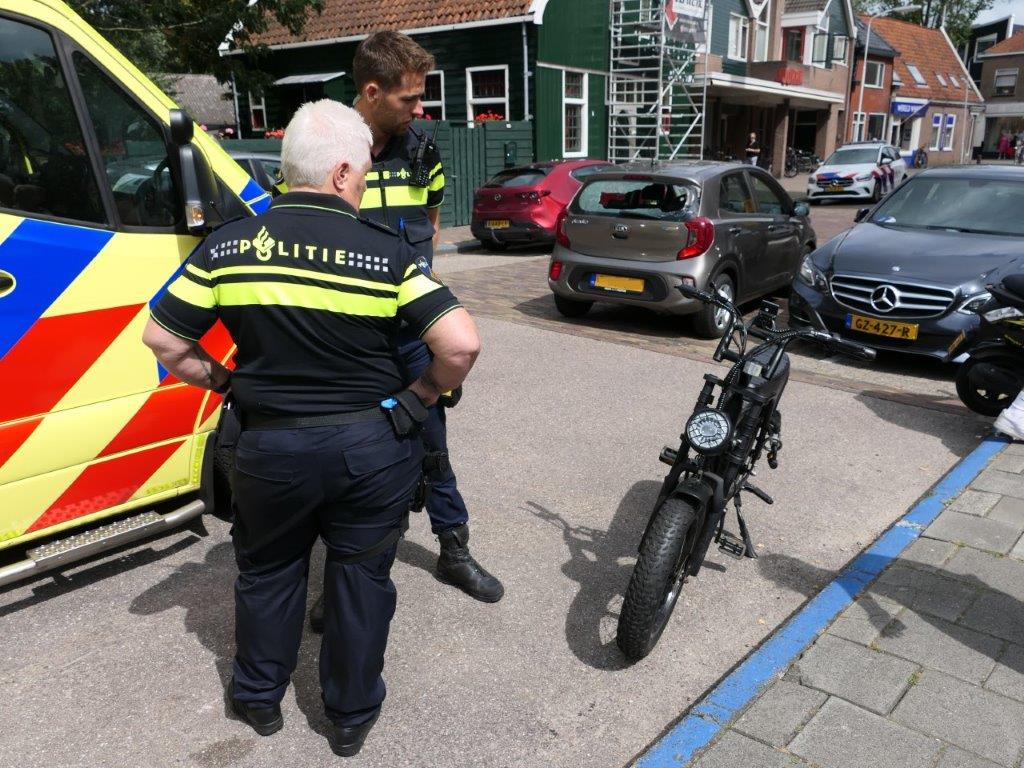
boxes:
[617,497,699,661]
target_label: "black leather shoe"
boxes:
[436,524,504,603]
[309,592,325,634]
[327,711,380,757]
[229,680,283,736]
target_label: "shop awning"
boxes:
[273,71,346,86]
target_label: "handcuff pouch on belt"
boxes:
[380,390,449,514]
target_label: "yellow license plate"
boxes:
[486,219,510,229]
[846,314,919,340]
[827,184,843,192]
[593,274,645,293]
[948,330,967,355]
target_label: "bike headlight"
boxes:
[957,291,992,315]
[685,408,732,455]
[798,254,826,289]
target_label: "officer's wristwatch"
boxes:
[213,373,231,395]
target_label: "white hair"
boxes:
[281,99,372,188]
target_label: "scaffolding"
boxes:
[607,0,710,164]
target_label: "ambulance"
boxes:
[0,0,266,585]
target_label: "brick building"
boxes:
[700,0,856,175]
[869,18,983,165]
[976,31,1024,154]
[848,16,897,143]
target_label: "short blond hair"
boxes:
[281,99,372,188]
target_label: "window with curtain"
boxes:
[729,15,750,60]
[941,114,956,151]
[930,113,943,151]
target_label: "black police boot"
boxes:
[229,679,283,736]
[436,524,504,602]
[327,711,380,757]
[309,592,325,634]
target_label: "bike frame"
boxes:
[641,285,873,577]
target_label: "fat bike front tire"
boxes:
[616,497,699,661]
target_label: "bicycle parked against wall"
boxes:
[784,147,821,178]
[615,285,875,661]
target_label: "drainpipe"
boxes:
[522,21,532,121]
[843,35,856,145]
[230,71,242,137]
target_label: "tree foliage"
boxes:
[854,0,993,47]
[66,1,324,90]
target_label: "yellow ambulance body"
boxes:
[0,0,264,584]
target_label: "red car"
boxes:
[471,159,614,250]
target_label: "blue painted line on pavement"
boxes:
[635,434,1009,767]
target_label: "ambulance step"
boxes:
[0,499,205,589]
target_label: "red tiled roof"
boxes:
[250,0,535,48]
[871,18,982,103]
[983,31,1024,57]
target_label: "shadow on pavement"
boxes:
[524,480,659,672]
[0,532,201,617]
[758,552,1024,676]
[855,389,989,455]
[126,533,445,737]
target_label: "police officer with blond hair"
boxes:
[142,99,479,757]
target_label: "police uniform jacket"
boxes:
[360,126,444,263]
[150,191,460,417]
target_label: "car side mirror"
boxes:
[855,207,871,223]
[879,157,893,166]
[793,202,810,217]
[168,108,219,235]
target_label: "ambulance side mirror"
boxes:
[169,109,219,235]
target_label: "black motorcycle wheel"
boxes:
[784,164,798,178]
[617,497,699,661]
[956,358,1023,417]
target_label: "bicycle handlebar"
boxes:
[677,285,876,362]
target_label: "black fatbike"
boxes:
[615,285,876,661]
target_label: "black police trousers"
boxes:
[229,419,422,727]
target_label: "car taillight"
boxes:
[555,208,570,248]
[678,217,715,260]
[517,189,552,202]
[549,261,563,280]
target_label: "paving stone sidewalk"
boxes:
[686,441,1024,768]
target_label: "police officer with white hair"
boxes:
[142,99,479,757]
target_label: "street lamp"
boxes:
[857,4,921,141]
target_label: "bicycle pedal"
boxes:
[717,530,746,559]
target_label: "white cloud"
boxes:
[977,0,1024,25]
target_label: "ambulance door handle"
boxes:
[0,270,13,298]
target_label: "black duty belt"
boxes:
[244,406,384,430]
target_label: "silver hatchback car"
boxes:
[547,162,815,337]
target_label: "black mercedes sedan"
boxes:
[789,166,1024,359]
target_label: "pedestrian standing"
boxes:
[142,99,480,757]
[745,132,761,166]
[307,32,503,636]
[998,131,1011,160]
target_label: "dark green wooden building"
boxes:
[232,0,611,164]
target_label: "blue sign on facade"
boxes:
[891,100,928,118]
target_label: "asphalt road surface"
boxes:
[0,202,990,768]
